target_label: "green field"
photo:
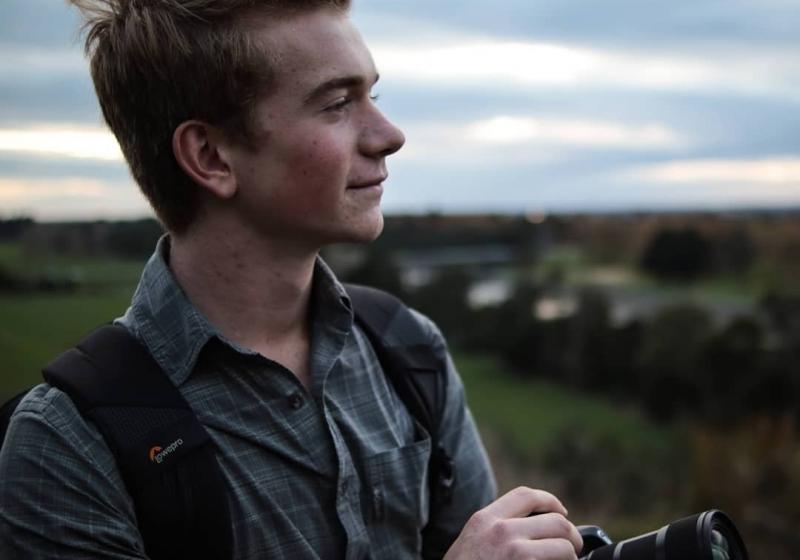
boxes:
[0,292,137,397]
[0,241,144,290]
[456,353,678,460]
[0,242,144,397]
[455,352,690,539]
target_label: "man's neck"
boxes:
[169,226,318,387]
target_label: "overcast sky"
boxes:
[1,0,798,221]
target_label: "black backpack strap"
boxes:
[42,325,233,560]
[344,283,456,507]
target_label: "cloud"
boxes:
[0,177,107,200]
[395,114,686,166]
[623,156,800,186]
[357,0,800,53]
[466,116,684,148]
[0,123,123,162]
[0,45,87,86]
[0,176,149,221]
[371,38,800,99]
[611,156,800,208]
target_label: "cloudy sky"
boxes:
[1,0,798,221]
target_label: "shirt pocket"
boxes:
[359,434,431,548]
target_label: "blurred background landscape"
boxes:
[2,0,799,557]
[1,211,798,557]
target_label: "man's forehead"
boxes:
[251,8,375,88]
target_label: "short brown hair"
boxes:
[70,0,351,233]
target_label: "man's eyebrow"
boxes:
[303,74,380,105]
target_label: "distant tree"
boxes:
[0,264,76,294]
[761,292,800,348]
[748,350,799,416]
[504,317,570,380]
[713,227,756,274]
[343,248,406,299]
[0,217,34,240]
[603,320,645,397]
[758,293,800,417]
[637,304,713,420]
[106,219,164,258]
[565,288,612,391]
[0,265,22,292]
[640,228,711,281]
[409,268,472,343]
[462,279,540,357]
[701,316,764,423]
[500,286,638,391]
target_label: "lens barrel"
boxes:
[579,510,748,560]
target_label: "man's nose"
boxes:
[360,105,405,158]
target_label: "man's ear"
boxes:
[172,120,237,199]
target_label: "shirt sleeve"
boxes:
[0,384,147,559]
[410,311,498,559]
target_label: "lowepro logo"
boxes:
[148,438,184,464]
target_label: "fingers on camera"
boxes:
[498,536,579,560]
[475,486,583,558]
[489,513,582,553]
[487,486,568,519]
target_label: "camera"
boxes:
[577,509,748,560]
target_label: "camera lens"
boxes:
[578,510,748,560]
[711,528,730,560]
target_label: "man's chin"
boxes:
[351,217,385,244]
[334,214,385,245]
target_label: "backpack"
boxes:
[0,283,455,560]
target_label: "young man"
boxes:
[0,1,582,558]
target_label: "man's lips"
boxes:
[348,176,387,189]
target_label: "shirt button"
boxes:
[372,487,385,521]
[287,392,305,410]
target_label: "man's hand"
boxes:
[443,486,583,560]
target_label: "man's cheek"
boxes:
[293,167,339,195]
[291,137,347,177]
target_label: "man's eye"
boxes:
[325,97,351,112]
[324,92,379,113]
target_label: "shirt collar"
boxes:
[118,235,354,387]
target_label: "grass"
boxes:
[454,352,692,540]
[0,292,136,397]
[455,353,678,459]
[0,241,144,290]
[0,242,20,263]
[0,242,145,397]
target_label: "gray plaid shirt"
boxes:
[0,237,496,559]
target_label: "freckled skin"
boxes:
[223,9,405,251]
